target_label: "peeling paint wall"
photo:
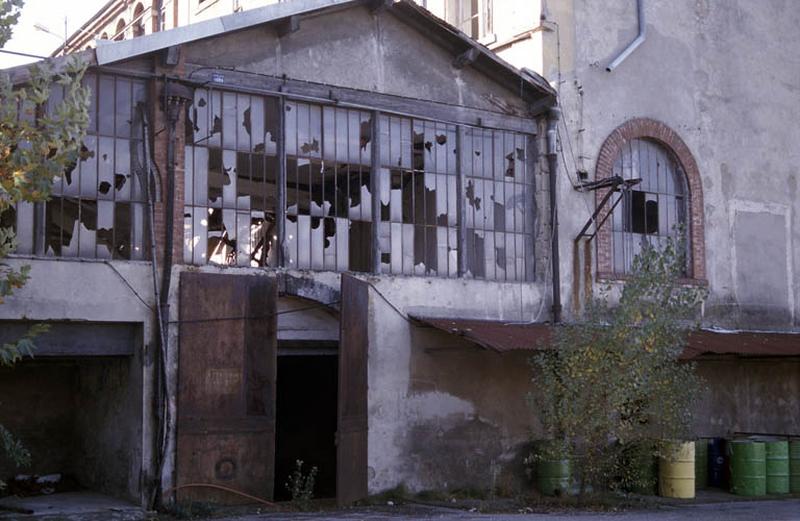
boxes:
[693,359,800,437]
[365,276,546,494]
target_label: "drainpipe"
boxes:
[606,0,646,72]
[157,78,192,506]
[546,108,562,323]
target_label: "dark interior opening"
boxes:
[274,353,338,501]
[0,358,138,502]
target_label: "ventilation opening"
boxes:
[274,351,338,501]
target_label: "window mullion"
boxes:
[370,110,381,274]
[456,125,467,276]
[276,95,287,268]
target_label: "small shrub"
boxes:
[285,459,317,510]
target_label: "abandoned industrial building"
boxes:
[0,0,799,513]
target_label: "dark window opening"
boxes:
[626,190,659,235]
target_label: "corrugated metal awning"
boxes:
[683,328,800,359]
[410,316,552,352]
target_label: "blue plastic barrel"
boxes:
[708,437,728,488]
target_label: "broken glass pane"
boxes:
[78,200,98,258]
[113,202,131,259]
[98,75,115,136]
[222,92,237,150]
[98,137,115,200]
[115,78,132,138]
[115,138,132,201]
[96,200,114,259]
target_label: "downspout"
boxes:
[606,0,646,72]
[160,77,176,338]
[546,108,562,323]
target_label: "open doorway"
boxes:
[274,348,338,501]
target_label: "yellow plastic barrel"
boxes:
[659,441,695,499]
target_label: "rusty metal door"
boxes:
[336,274,369,505]
[177,272,277,503]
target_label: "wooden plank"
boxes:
[185,65,538,134]
[177,272,278,503]
[337,274,369,506]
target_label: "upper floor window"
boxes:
[610,138,686,273]
[446,0,493,40]
[595,118,706,281]
[7,72,150,260]
[114,19,126,41]
[132,4,146,37]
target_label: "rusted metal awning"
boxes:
[410,316,552,352]
[412,317,800,358]
[683,329,800,359]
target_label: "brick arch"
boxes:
[594,118,705,280]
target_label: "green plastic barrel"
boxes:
[789,439,800,494]
[765,440,789,494]
[537,459,571,496]
[695,438,708,489]
[730,440,766,496]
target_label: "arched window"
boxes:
[132,4,145,37]
[595,118,705,280]
[114,18,126,41]
[609,139,686,273]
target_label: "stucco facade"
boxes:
[6,0,799,509]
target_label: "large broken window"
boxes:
[611,138,687,273]
[184,89,280,266]
[9,73,149,259]
[183,88,535,281]
[378,116,459,277]
[284,102,373,272]
[463,127,534,281]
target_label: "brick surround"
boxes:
[594,118,706,281]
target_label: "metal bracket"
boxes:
[575,176,641,242]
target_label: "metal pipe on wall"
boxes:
[546,107,562,323]
[606,0,646,72]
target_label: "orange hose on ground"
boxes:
[165,483,276,507]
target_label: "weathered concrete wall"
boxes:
[483,0,800,330]
[693,358,800,437]
[365,275,546,494]
[182,5,530,115]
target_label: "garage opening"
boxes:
[0,357,140,503]
[0,321,142,512]
[273,345,338,501]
